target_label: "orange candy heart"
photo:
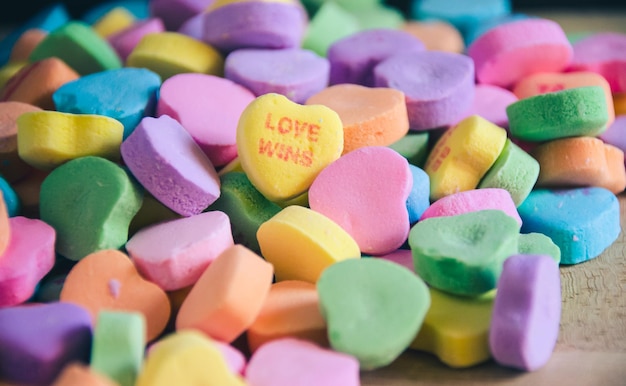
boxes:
[60,249,171,342]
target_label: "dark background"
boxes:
[2,0,625,25]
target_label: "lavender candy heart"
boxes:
[225,48,329,104]
[327,28,425,87]
[374,50,475,131]
[489,254,561,372]
[201,1,308,54]
[0,302,92,385]
[121,115,221,217]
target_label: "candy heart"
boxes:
[135,330,246,386]
[17,110,124,171]
[39,156,143,261]
[236,93,343,202]
[0,302,93,385]
[59,249,171,342]
[308,146,412,255]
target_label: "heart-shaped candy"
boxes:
[236,93,343,202]
[59,249,171,342]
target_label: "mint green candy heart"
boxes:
[409,209,520,297]
[317,258,431,370]
[39,156,143,260]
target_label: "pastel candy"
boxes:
[59,249,171,342]
[175,244,274,343]
[567,32,626,93]
[90,311,146,386]
[0,3,70,66]
[410,288,495,368]
[349,3,405,30]
[202,1,308,54]
[0,177,19,217]
[17,110,124,171]
[247,280,328,353]
[377,249,415,272]
[177,12,205,40]
[614,92,626,115]
[0,216,56,307]
[29,21,123,75]
[91,6,136,38]
[148,0,214,31]
[464,13,530,46]
[374,50,475,131]
[467,18,572,88]
[82,1,150,23]
[0,61,27,90]
[224,48,329,104]
[302,2,361,57]
[327,28,425,87]
[0,192,11,252]
[409,209,520,296]
[600,115,626,155]
[236,93,343,202]
[128,193,181,236]
[0,101,41,183]
[305,84,410,154]
[419,188,522,226]
[206,171,282,254]
[9,28,47,63]
[530,136,626,194]
[157,73,256,166]
[135,330,246,386]
[53,67,161,139]
[126,32,224,80]
[518,233,561,264]
[50,363,118,386]
[507,86,609,142]
[517,187,621,265]
[0,302,92,385]
[308,146,412,255]
[257,205,360,283]
[412,0,511,38]
[401,20,465,53]
[388,131,430,168]
[456,84,518,129]
[120,115,221,216]
[108,18,165,62]
[39,156,143,261]
[245,338,359,386]
[0,57,80,110]
[125,211,235,291]
[316,258,431,369]
[513,71,615,128]
[477,138,540,206]
[424,115,507,201]
[489,254,561,371]
[406,165,430,224]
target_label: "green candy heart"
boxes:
[409,209,520,297]
[206,171,281,253]
[40,156,143,261]
[518,232,561,264]
[317,258,431,370]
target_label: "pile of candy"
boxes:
[0,0,625,384]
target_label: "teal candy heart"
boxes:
[39,156,143,261]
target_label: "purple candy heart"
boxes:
[0,302,92,385]
[374,50,475,131]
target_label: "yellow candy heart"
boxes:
[257,205,360,283]
[410,288,495,368]
[17,110,123,170]
[237,93,344,202]
[424,115,507,201]
[126,32,224,80]
[135,330,246,386]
